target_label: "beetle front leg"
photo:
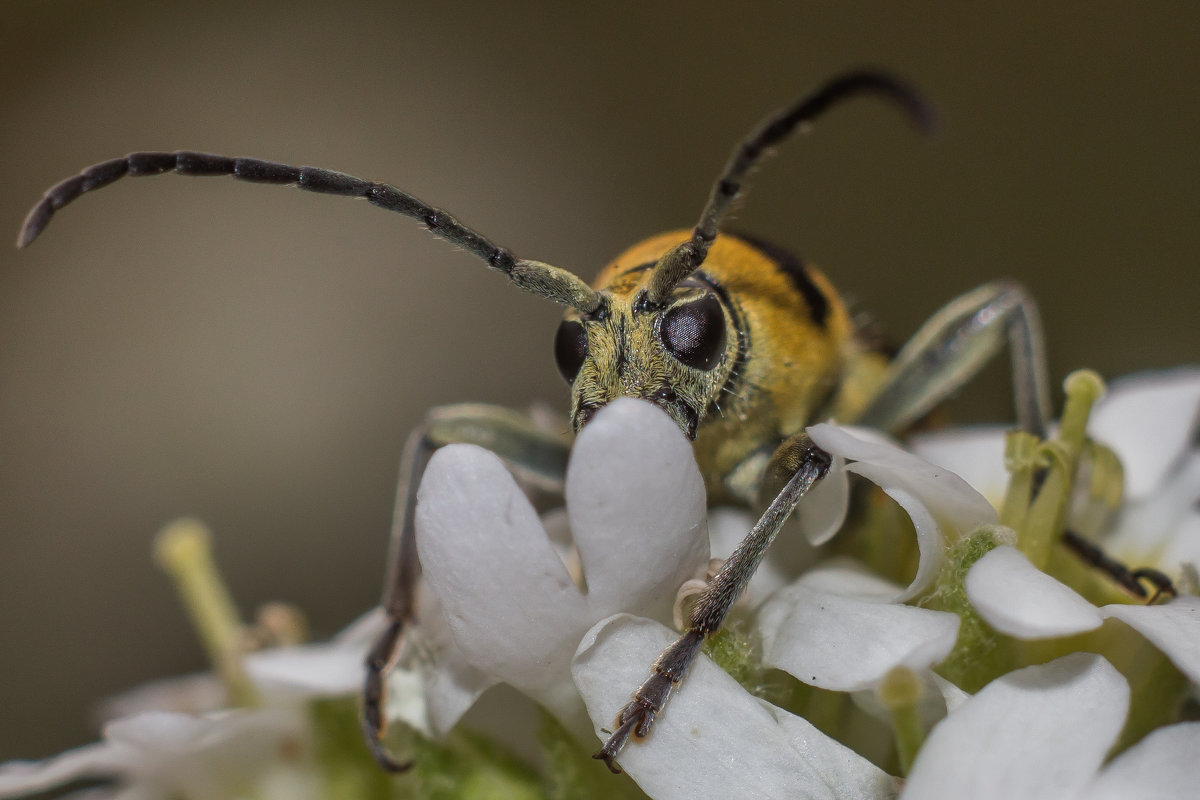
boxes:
[593,434,832,772]
[363,403,570,771]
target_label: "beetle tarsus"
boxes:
[361,619,413,773]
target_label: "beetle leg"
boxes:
[1060,530,1177,604]
[856,284,1176,605]
[363,403,570,771]
[855,280,1050,439]
[593,434,831,772]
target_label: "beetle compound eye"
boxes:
[554,319,588,382]
[660,295,726,371]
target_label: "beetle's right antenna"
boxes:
[645,70,935,304]
[17,152,603,315]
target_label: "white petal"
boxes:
[884,488,943,601]
[965,546,1103,638]
[807,425,998,534]
[419,643,496,737]
[246,644,363,697]
[103,709,298,756]
[572,615,896,800]
[0,742,132,798]
[566,398,709,622]
[794,452,850,545]
[1104,450,1200,568]
[1082,722,1200,799]
[407,578,495,736]
[0,711,310,800]
[97,673,225,720]
[318,603,490,737]
[807,424,997,533]
[850,670,965,729]
[1088,368,1200,500]
[759,566,960,692]
[1160,507,1200,577]
[808,423,997,599]
[792,560,900,597]
[1101,596,1200,684]
[330,607,388,646]
[103,711,237,752]
[928,673,971,714]
[910,425,1010,507]
[415,444,587,718]
[902,653,1129,800]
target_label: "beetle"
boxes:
[23,70,1136,773]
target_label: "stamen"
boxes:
[154,519,260,707]
[878,665,924,775]
[998,430,1043,530]
[1058,370,1105,460]
[1002,370,1109,570]
[1019,440,1071,569]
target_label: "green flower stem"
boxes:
[154,518,260,708]
[878,666,924,776]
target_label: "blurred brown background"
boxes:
[1,1,1197,759]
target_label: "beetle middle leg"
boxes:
[363,403,570,771]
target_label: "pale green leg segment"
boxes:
[363,403,570,771]
[855,280,1051,438]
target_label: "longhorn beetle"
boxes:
[24,70,1134,773]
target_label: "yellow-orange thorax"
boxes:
[581,231,888,504]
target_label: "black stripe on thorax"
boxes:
[731,233,829,327]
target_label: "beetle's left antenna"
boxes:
[17,152,602,315]
[645,70,935,304]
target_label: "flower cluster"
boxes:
[2,369,1199,799]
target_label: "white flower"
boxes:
[750,423,994,730]
[572,615,899,800]
[1097,369,1200,575]
[569,419,999,794]
[938,369,1200,685]
[0,709,318,800]
[965,544,1200,683]
[913,367,1200,581]
[410,397,710,735]
[0,610,402,800]
[757,563,961,694]
[901,652,1200,799]
[806,423,998,601]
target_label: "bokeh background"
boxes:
[2,1,1197,759]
